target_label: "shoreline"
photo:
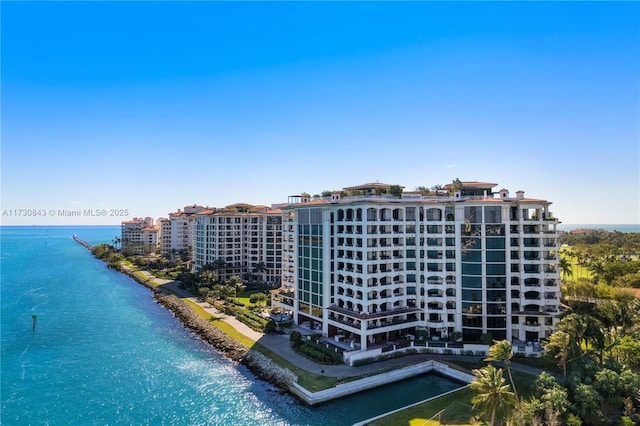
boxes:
[114,262,298,392]
[72,234,299,394]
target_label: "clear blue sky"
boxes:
[2,1,638,225]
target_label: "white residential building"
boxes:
[157,217,171,256]
[271,182,561,355]
[169,205,207,256]
[195,204,282,284]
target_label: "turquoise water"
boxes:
[1,226,462,425]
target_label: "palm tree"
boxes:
[254,262,266,274]
[253,262,267,282]
[573,383,602,424]
[561,313,605,362]
[212,258,227,280]
[198,270,217,286]
[559,256,573,281]
[212,258,227,270]
[226,275,245,295]
[544,330,571,382]
[225,286,236,301]
[211,284,225,301]
[470,364,517,426]
[485,340,518,401]
[112,236,121,251]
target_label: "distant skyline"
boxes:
[2,1,638,225]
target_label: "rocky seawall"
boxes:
[153,293,297,391]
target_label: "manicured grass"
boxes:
[152,269,180,280]
[235,290,269,307]
[181,299,259,348]
[367,386,474,426]
[182,299,216,320]
[559,249,593,281]
[367,367,537,425]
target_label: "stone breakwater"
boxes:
[72,234,93,251]
[153,293,297,392]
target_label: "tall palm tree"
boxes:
[253,262,267,282]
[470,364,517,426]
[559,257,573,281]
[544,330,571,382]
[485,340,518,401]
[226,275,245,294]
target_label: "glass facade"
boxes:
[297,208,324,318]
[461,206,507,342]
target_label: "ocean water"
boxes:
[558,224,639,233]
[1,226,462,426]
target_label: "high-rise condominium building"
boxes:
[169,205,207,255]
[194,204,283,284]
[121,217,159,255]
[271,182,561,353]
[157,217,172,256]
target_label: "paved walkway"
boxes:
[125,266,553,380]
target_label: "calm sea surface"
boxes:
[1,226,461,426]
[558,224,639,233]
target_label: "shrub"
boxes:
[290,331,303,348]
[297,341,343,364]
[264,320,277,334]
[353,357,376,367]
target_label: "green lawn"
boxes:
[367,367,536,426]
[559,248,593,281]
[235,290,270,307]
[367,386,475,426]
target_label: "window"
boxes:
[462,289,482,301]
[461,250,482,262]
[426,208,442,221]
[462,276,482,288]
[462,263,482,275]
[484,206,502,223]
[406,207,415,221]
[464,206,482,223]
[486,251,505,262]
[486,264,506,275]
[485,238,505,249]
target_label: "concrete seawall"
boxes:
[289,360,473,405]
